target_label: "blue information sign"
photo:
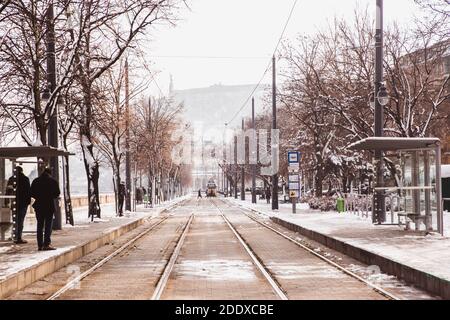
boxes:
[288,151,300,164]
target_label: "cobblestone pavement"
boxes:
[217,200,384,299]
[161,199,279,300]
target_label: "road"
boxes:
[8,197,436,300]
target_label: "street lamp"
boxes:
[377,83,389,106]
[374,0,386,223]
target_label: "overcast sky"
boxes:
[143,0,423,96]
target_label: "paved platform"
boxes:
[226,197,450,299]
[0,196,187,299]
[161,205,279,300]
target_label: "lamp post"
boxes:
[234,133,238,199]
[373,0,388,223]
[45,1,62,230]
[241,118,245,201]
[125,59,131,212]
[223,123,228,197]
[251,97,257,204]
[272,55,279,210]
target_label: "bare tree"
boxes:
[93,59,150,214]
[0,0,84,146]
[278,8,449,196]
[133,96,184,204]
[71,0,184,217]
[414,0,450,16]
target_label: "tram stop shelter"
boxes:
[348,137,444,235]
[0,146,72,241]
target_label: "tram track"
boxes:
[23,196,403,300]
[153,198,281,300]
[151,213,194,300]
[46,199,190,300]
[213,198,400,300]
[217,205,288,300]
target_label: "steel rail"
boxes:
[47,199,186,300]
[212,200,288,300]
[219,198,401,301]
[151,213,194,300]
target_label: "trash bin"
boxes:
[336,198,345,213]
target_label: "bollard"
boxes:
[336,197,345,213]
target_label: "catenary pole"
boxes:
[251,97,257,204]
[46,2,62,230]
[272,55,279,210]
[125,59,132,211]
[241,118,245,200]
[374,0,385,222]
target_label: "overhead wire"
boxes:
[226,0,299,125]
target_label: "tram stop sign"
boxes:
[288,151,300,171]
[288,151,300,164]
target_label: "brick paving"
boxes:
[220,201,385,300]
[161,199,279,300]
[5,196,437,300]
[0,198,185,286]
[227,197,450,284]
[55,214,190,300]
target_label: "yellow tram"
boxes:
[206,180,217,197]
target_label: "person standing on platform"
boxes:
[31,167,60,251]
[7,166,31,244]
[118,182,126,216]
[265,187,271,204]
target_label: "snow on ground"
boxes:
[0,246,77,281]
[177,259,256,281]
[21,195,189,232]
[266,262,346,280]
[346,263,436,299]
[1,196,189,282]
[227,197,450,283]
[0,247,12,254]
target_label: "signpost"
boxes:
[287,151,301,213]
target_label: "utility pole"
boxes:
[251,97,257,204]
[225,165,228,197]
[234,134,238,199]
[271,55,279,210]
[223,123,227,197]
[125,59,132,212]
[241,118,245,200]
[46,2,62,230]
[374,0,385,222]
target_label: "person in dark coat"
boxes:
[31,167,60,251]
[6,166,31,244]
[118,182,126,216]
[136,187,143,204]
[265,187,271,204]
[197,189,202,199]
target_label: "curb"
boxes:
[228,199,450,299]
[0,197,186,299]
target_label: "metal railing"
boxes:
[343,193,372,219]
[344,190,447,232]
[343,192,406,225]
